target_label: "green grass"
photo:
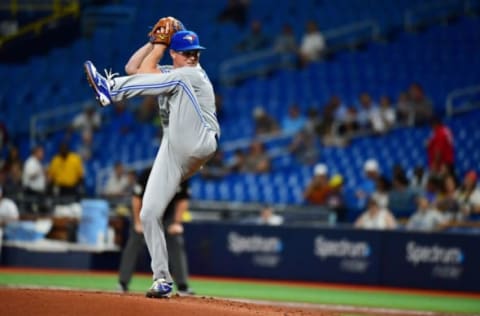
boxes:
[190,280,480,314]
[1,271,479,315]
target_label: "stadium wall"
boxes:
[1,223,478,292]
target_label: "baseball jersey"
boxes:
[157,65,173,129]
[156,65,219,135]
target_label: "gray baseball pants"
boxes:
[111,74,217,282]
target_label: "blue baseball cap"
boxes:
[170,30,205,51]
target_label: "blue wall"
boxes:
[2,223,479,292]
[184,223,480,292]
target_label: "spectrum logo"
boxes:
[227,232,283,254]
[314,236,370,259]
[406,241,464,266]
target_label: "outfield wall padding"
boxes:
[1,223,478,292]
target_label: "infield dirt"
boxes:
[0,288,338,316]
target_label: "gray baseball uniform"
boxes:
[109,65,219,282]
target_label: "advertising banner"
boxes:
[381,231,480,292]
[185,223,480,291]
[185,223,380,284]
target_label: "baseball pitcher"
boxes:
[84,17,219,298]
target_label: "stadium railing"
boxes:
[29,99,86,145]
[80,4,136,33]
[0,0,80,47]
[404,0,472,32]
[445,84,480,116]
[220,0,477,86]
[219,19,381,86]
[187,200,336,226]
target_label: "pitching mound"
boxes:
[0,288,338,316]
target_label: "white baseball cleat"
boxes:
[145,278,173,298]
[83,60,114,107]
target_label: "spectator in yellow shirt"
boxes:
[48,142,84,200]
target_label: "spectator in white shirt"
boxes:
[256,205,284,226]
[22,145,50,213]
[406,196,446,231]
[456,170,480,217]
[22,145,46,195]
[103,162,130,197]
[354,198,397,230]
[379,96,396,128]
[299,20,326,67]
[0,186,19,224]
[371,96,397,134]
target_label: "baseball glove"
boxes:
[148,16,185,46]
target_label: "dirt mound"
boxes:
[0,288,337,316]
